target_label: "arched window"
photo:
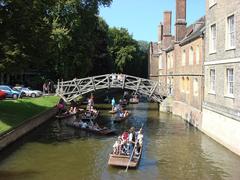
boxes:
[193,78,199,96]
[167,54,170,69]
[182,50,186,66]
[196,46,200,64]
[181,77,185,92]
[159,55,163,69]
[186,77,190,93]
[189,47,194,65]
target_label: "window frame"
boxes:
[209,23,217,54]
[209,69,216,94]
[225,14,236,50]
[226,68,234,96]
[189,46,194,65]
[182,50,186,66]
[196,45,200,64]
[193,78,199,97]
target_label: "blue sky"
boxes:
[100,0,205,42]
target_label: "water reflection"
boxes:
[0,103,240,180]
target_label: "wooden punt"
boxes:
[108,144,143,168]
[56,112,77,119]
[114,113,131,123]
[66,121,115,135]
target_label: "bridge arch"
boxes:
[56,74,167,103]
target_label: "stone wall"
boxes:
[0,107,57,151]
[202,107,240,156]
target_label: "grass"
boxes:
[0,96,59,133]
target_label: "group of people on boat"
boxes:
[111,97,129,117]
[112,127,143,157]
[72,119,102,131]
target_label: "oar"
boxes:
[125,141,137,172]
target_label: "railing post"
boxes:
[149,82,158,98]
[91,77,96,91]
[135,78,142,94]
[122,74,126,89]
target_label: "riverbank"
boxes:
[0,96,59,133]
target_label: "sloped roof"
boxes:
[180,16,205,46]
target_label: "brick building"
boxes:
[202,0,240,156]
[148,0,205,120]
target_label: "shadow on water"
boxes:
[0,170,40,180]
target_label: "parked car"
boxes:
[13,87,42,98]
[0,90,6,100]
[0,85,21,99]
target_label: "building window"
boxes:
[209,24,216,53]
[210,69,216,93]
[167,54,170,69]
[209,0,216,8]
[182,50,186,66]
[226,15,235,49]
[181,77,185,92]
[227,68,234,95]
[171,53,174,68]
[159,55,163,69]
[189,47,194,65]
[193,78,199,96]
[196,46,200,64]
[186,77,190,94]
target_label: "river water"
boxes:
[0,102,240,180]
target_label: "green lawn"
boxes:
[0,96,59,133]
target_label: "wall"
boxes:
[0,107,57,151]
[202,107,240,156]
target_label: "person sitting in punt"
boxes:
[113,136,122,154]
[85,111,91,117]
[119,111,124,118]
[90,106,98,114]
[57,98,66,114]
[123,110,129,117]
[82,122,88,128]
[69,106,77,114]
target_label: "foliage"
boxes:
[0,0,149,85]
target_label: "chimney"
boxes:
[158,22,163,42]
[162,11,172,49]
[175,0,187,42]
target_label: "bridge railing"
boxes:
[56,74,168,103]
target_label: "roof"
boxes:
[179,16,205,46]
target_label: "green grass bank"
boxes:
[0,96,59,133]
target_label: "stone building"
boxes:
[202,0,240,156]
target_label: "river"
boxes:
[0,102,240,180]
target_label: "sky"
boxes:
[99,0,205,42]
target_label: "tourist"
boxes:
[57,98,66,114]
[43,82,47,94]
[136,128,143,155]
[128,127,136,159]
[124,110,129,117]
[113,136,122,154]
[111,97,116,111]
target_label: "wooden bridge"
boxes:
[56,74,168,103]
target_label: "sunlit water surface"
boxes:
[0,103,240,180]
